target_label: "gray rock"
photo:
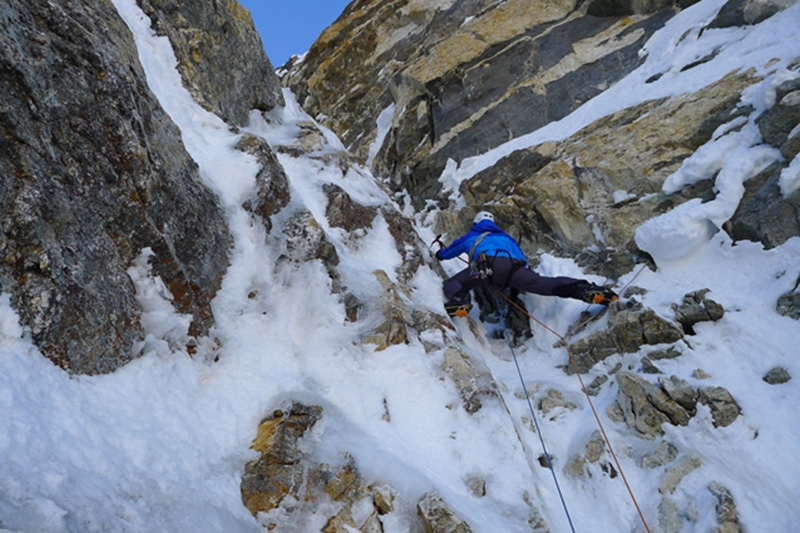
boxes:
[642,441,679,468]
[441,345,499,414]
[710,481,741,531]
[709,0,796,27]
[568,301,684,373]
[417,491,473,533]
[281,210,340,270]
[464,476,486,498]
[587,374,609,396]
[616,371,692,438]
[1,0,232,374]
[659,375,698,414]
[658,496,683,533]
[757,81,800,148]
[762,366,791,384]
[648,346,683,360]
[537,388,577,416]
[727,163,800,250]
[587,0,699,17]
[137,0,283,126]
[698,386,742,428]
[673,289,725,334]
[568,430,608,477]
[237,134,291,233]
[659,456,703,494]
[641,356,662,374]
[776,290,800,319]
[743,0,800,24]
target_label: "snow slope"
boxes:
[1,1,799,532]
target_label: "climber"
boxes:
[434,211,618,317]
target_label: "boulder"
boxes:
[567,430,610,478]
[324,183,378,233]
[726,163,800,249]
[658,496,683,533]
[659,375,698,414]
[537,388,577,417]
[441,345,499,414]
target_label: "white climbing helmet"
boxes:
[473,211,494,224]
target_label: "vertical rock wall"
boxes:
[137,0,284,127]
[0,0,232,374]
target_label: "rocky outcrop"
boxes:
[0,0,232,374]
[137,0,284,126]
[566,300,684,374]
[609,371,740,437]
[726,77,800,250]
[237,134,291,233]
[241,403,398,532]
[710,0,798,28]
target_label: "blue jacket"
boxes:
[436,220,527,264]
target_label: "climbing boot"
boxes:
[444,294,473,317]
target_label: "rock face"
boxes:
[137,0,284,126]
[0,0,232,374]
[285,0,800,275]
[283,0,692,209]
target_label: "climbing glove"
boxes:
[572,281,619,305]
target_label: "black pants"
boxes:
[443,257,581,300]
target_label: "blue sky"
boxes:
[237,0,353,67]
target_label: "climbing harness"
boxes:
[468,232,492,279]
[496,287,652,533]
[492,291,576,533]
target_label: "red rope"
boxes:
[496,290,652,533]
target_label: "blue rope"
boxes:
[493,291,576,533]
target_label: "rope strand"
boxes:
[492,292,576,533]
[496,289,652,533]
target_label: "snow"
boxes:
[1,1,799,532]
